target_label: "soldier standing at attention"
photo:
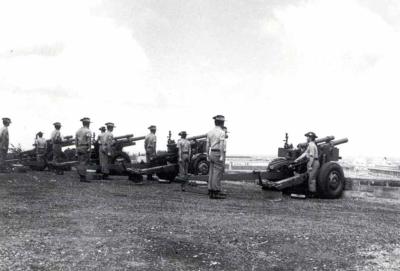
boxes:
[95,126,106,169]
[0,118,11,172]
[51,122,63,164]
[35,132,47,163]
[177,131,191,178]
[206,115,227,199]
[97,126,106,145]
[294,132,320,195]
[75,117,92,182]
[100,122,115,180]
[144,125,157,180]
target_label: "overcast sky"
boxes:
[0,0,399,158]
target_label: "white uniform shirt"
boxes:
[145,133,157,153]
[51,130,62,144]
[206,126,226,152]
[75,127,92,148]
[306,141,318,159]
[0,126,9,149]
[177,138,191,153]
[35,137,47,149]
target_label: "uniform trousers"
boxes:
[208,151,224,191]
[178,153,190,177]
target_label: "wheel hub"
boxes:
[198,162,209,175]
[328,171,340,190]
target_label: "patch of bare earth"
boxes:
[0,171,399,270]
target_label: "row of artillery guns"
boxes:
[6,133,145,171]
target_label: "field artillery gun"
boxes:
[259,135,349,198]
[179,134,348,199]
[87,134,145,167]
[126,132,210,182]
[6,135,78,171]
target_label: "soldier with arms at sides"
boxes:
[94,126,106,170]
[177,131,191,179]
[0,118,11,172]
[100,122,115,180]
[206,115,227,199]
[75,117,92,183]
[96,126,106,145]
[144,125,157,181]
[35,131,47,163]
[294,132,320,196]
[51,122,63,164]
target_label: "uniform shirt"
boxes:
[0,126,9,150]
[102,131,114,154]
[144,133,157,153]
[51,129,62,144]
[35,137,47,149]
[206,126,226,152]
[97,133,106,145]
[75,127,92,148]
[306,141,318,159]
[177,138,191,154]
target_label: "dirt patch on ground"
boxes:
[0,171,399,270]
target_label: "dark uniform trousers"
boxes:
[52,144,62,163]
[77,146,90,177]
[99,151,109,175]
[208,150,224,191]
[36,148,47,163]
[0,148,7,169]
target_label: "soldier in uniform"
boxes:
[35,131,47,163]
[206,115,227,199]
[0,118,11,172]
[144,125,157,180]
[294,132,320,195]
[51,122,63,164]
[75,117,92,182]
[100,122,115,180]
[177,131,191,178]
[97,126,106,144]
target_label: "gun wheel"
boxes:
[317,162,345,199]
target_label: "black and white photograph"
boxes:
[0,0,399,270]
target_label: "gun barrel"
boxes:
[330,138,348,146]
[114,134,134,141]
[319,138,348,148]
[298,136,335,148]
[130,136,145,142]
[188,134,207,141]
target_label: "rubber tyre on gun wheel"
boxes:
[317,162,345,199]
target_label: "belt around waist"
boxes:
[182,151,190,154]
[211,149,221,152]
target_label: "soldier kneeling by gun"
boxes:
[294,132,320,195]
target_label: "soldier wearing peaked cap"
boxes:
[100,122,115,180]
[206,115,227,199]
[35,131,47,163]
[75,117,92,182]
[0,118,11,172]
[177,131,191,179]
[94,126,106,172]
[50,122,63,173]
[295,132,320,195]
[145,125,157,180]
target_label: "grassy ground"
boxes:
[0,171,399,270]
